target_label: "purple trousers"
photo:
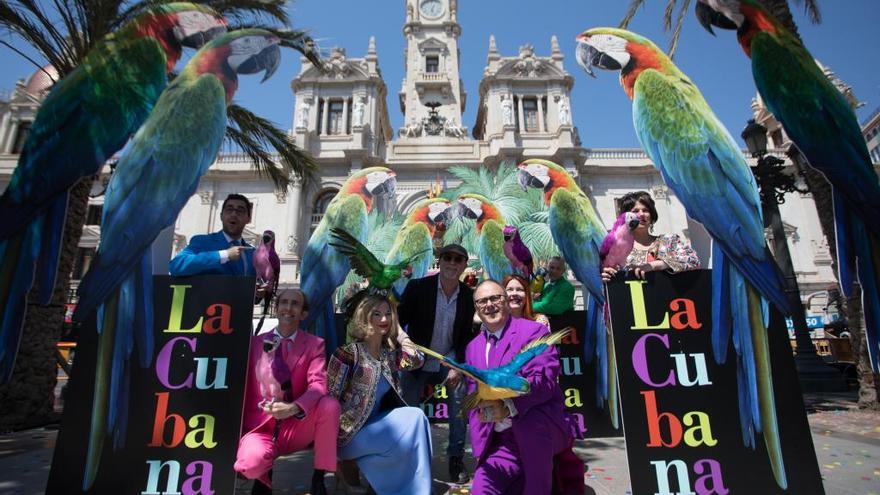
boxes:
[471,430,524,495]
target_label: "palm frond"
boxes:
[204,0,290,26]
[791,0,821,24]
[225,104,318,189]
[333,210,404,305]
[230,24,322,67]
[619,0,647,29]
[667,0,691,58]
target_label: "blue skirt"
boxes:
[338,406,433,495]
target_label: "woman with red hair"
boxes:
[501,274,550,328]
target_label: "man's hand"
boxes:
[262,400,301,420]
[601,266,618,283]
[477,399,510,422]
[446,368,462,387]
[226,245,253,262]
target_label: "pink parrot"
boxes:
[599,212,642,269]
[252,230,280,332]
[502,225,534,279]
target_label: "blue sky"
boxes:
[2,0,878,148]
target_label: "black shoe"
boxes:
[310,469,328,495]
[251,479,271,495]
[449,456,470,484]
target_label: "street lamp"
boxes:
[741,119,845,391]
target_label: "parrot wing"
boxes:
[328,227,384,281]
[633,68,788,313]
[548,189,604,300]
[385,222,434,294]
[480,220,514,282]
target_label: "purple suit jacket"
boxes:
[465,316,570,492]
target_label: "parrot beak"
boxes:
[517,168,547,191]
[231,34,282,83]
[628,216,641,230]
[695,1,741,34]
[262,232,274,244]
[457,200,477,220]
[575,38,597,78]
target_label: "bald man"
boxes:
[235,289,340,495]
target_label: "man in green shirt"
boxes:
[532,256,575,316]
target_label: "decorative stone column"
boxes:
[286,175,304,258]
[320,98,330,135]
[536,95,545,133]
[341,98,349,135]
[517,96,525,132]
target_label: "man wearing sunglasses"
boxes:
[170,193,255,276]
[398,243,476,484]
[466,280,572,495]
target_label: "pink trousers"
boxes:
[234,395,340,487]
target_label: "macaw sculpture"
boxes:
[696,0,880,373]
[503,225,534,280]
[384,197,453,296]
[576,26,791,488]
[300,167,397,352]
[456,193,512,281]
[0,2,227,383]
[256,333,294,442]
[412,328,571,414]
[517,158,615,426]
[73,29,283,489]
[253,230,281,333]
[600,212,642,269]
[328,227,428,295]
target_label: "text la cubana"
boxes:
[142,285,234,495]
[627,280,729,495]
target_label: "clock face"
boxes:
[420,0,444,18]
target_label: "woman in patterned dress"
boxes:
[601,190,701,282]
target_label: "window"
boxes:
[310,189,338,236]
[425,55,439,73]
[523,97,539,132]
[328,100,344,135]
[11,121,31,154]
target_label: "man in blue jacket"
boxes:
[170,193,255,276]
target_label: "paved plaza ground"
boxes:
[0,390,877,494]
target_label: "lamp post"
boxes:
[741,119,845,391]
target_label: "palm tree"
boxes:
[619,0,878,408]
[0,0,323,429]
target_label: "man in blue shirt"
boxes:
[170,193,255,276]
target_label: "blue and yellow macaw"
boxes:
[300,167,398,351]
[576,27,792,488]
[516,159,616,425]
[384,197,453,296]
[72,29,282,489]
[456,193,512,281]
[696,0,880,373]
[0,3,227,383]
[413,328,571,413]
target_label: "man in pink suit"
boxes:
[234,289,340,495]
[466,280,573,495]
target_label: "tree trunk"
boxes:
[0,178,92,430]
[763,0,879,407]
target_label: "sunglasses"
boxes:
[441,254,467,263]
[475,294,506,308]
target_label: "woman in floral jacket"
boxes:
[601,190,701,282]
[326,294,433,495]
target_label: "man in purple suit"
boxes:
[466,280,573,494]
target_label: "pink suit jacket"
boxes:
[240,330,329,434]
[465,316,570,492]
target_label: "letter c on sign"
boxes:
[156,336,196,389]
[631,333,676,387]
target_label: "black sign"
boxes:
[607,270,823,494]
[48,276,255,494]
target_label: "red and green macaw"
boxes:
[0,3,227,383]
[300,167,398,351]
[384,197,453,295]
[456,193,512,281]
[576,27,791,488]
[696,0,880,373]
[72,29,282,489]
[516,159,616,426]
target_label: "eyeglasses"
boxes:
[475,294,506,308]
[441,254,467,263]
[222,206,249,215]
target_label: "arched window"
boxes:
[310,189,338,236]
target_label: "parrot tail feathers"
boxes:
[312,302,338,355]
[133,253,154,369]
[607,335,620,430]
[0,223,41,384]
[855,222,880,372]
[832,189,856,297]
[35,191,68,305]
[582,289,601,362]
[729,266,760,439]
[711,243,732,364]
[519,327,572,353]
[84,292,118,490]
[746,284,787,489]
[460,391,481,416]
[594,315,608,407]
[412,342,446,362]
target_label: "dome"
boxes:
[24,64,59,97]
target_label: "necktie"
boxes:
[230,239,247,275]
[487,333,499,367]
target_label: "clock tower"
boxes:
[399,0,468,139]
